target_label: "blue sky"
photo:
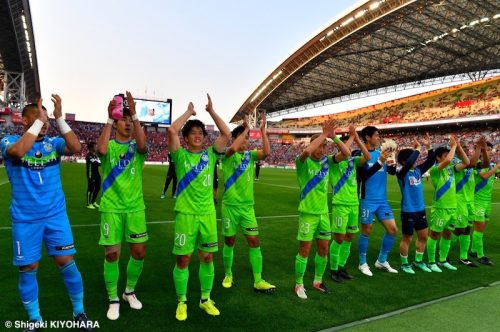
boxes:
[29,0,361,124]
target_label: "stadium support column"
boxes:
[3,71,26,110]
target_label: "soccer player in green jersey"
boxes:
[168,95,231,321]
[329,125,370,283]
[451,137,485,267]
[427,136,469,272]
[96,91,148,321]
[471,142,498,265]
[294,121,350,299]
[221,112,275,292]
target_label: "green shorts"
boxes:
[456,202,475,228]
[99,211,148,245]
[297,212,331,241]
[430,207,456,233]
[221,204,258,237]
[475,201,491,222]
[331,204,359,234]
[172,212,218,255]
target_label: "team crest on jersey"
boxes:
[120,153,125,159]
[43,143,53,152]
[128,145,135,153]
[2,138,9,145]
[35,151,42,158]
[243,153,250,161]
[202,154,209,162]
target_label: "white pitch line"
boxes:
[0,179,9,186]
[256,182,298,189]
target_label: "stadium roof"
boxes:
[231,0,500,122]
[0,0,40,102]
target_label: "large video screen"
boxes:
[135,98,172,124]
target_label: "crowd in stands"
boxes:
[271,77,499,130]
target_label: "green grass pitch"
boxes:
[0,164,498,331]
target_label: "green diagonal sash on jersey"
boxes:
[475,166,492,193]
[176,150,209,197]
[333,158,355,195]
[102,142,136,194]
[224,151,251,192]
[456,168,472,192]
[300,156,329,201]
[435,167,453,200]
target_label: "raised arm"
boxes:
[468,136,484,168]
[354,127,371,165]
[226,120,249,158]
[418,133,435,174]
[206,94,231,153]
[437,136,457,170]
[477,163,499,180]
[6,99,48,159]
[256,112,270,160]
[97,99,115,156]
[454,137,470,172]
[126,91,147,154]
[167,102,196,154]
[299,121,335,163]
[51,94,81,154]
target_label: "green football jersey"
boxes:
[454,166,475,203]
[430,164,456,208]
[295,156,329,214]
[222,150,257,206]
[474,163,497,202]
[100,140,146,212]
[329,156,361,206]
[172,146,219,214]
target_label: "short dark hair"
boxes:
[22,103,47,117]
[181,119,207,138]
[486,142,493,148]
[87,142,95,149]
[360,126,378,143]
[435,146,450,159]
[231,125,246,139]
[397,148,413,165]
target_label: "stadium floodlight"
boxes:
[494,14,500,19]
[460,25,468,29]
[469,20,479,26]
[369,2,380,10]
[433,36,439,41]
[355,10,366,18]
[480,17,489,22]
[340,17,354,27]
[273,71,283,80]
[451,28,459,33]
[327,29,334,36]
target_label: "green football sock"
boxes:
[199,261,214,300]
[415,251,424,263]
[104,259,119,300]
[400,254,408,265]
[223,244,234,277]
[472,231,484,258]
[459,234,471,260]
[439,238,451,262]
[314,253,327,283]
[173,265,189,302]
[339,241,352,267]
[295,254,308,285]
[125,257,144,292]
[249,247,263,283]
[451,233,459,246]
[427,238,437,263]
[329,241,341,271]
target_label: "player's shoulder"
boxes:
[1,134,20,146]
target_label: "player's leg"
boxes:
[161,172,172,198]
[295,213,317,299]
[86,179,95,209]
[374,202,397,273]
[221,204,238,288]
[438,210,457,270]
[399,212,414,274]
[330,205,347,283]
[241,207,275,293]
[172,212,199,321]
[472,203,492,265]
[338,206,359,280]
[311,213,331,294]
[198,212,220,316]
[13,222,44,323]
[99,212,125,320]
[172,173,178,198]
[91,177,101,207]
[123,211,148,310]
[358,200,375,276]
[427,208,444,272]
[412,211,431,272]
[46,214,91,326]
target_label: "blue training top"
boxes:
[1,135,68,222]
